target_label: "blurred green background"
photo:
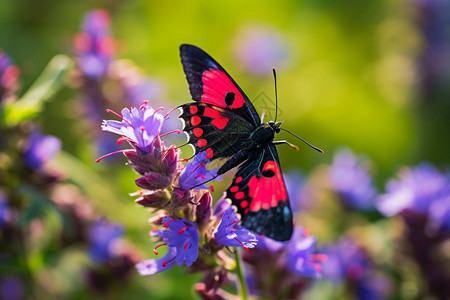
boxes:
[1,0,448,299]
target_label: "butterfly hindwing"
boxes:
[226,145,293,241]
[179,102,254,160]
[180,44,260,127]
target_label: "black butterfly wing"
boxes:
[226,144,294,241]
[180,44,260,127]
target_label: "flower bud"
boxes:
[135,172,171,190]
[196,192,212,226]
[135,189,171,208]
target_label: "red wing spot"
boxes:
[262,202,270,210]
[205,148,214,159]
[190,105,198,114]
[244,208,249,215]
[191,116,201,126]
[193,128,203,137]
[197,139,207,148]
[240,200,248,209]
[230,186,239,193]
[203,107,229,129]
[235,177,243,183]
[201,69,245,109]
[235,191,245,200]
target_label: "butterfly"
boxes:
[178,44,322,241]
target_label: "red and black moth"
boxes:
[178,44,322,241]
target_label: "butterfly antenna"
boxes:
[273,68,278,123]
[279,128,324,153]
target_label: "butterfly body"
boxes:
[178,44,294,241]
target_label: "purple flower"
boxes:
[178,151,222,190]
[377,163,448,216]
[88,218,124,264]
[213,207,258,250]
[74,9,115,79]
[24,129,61,170]
[101,101,164,152]
[0,49,19,101]
[329,149,377,210]
[136,217,199,275]
[286,228,326,278]
[232,23,291,75]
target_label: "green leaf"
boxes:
[2,55,74,127]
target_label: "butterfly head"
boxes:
[268,120,283,134]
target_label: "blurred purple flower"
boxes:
[232,24,291,75]
[284,171,310,213]
[286,228,326,278]
[88,218,124,264]
[24,129,61,170]
[417,0,450,91]
[242,227,325,298]
[429,190,450,230]
[101,101,164,153]
[0,276,23,300]
[377,163,448,217]
[322,238,370,284]
[0,49,20,101]
[178,151,222,190]
[322,237,390,300]
[74,9,115,79]
[213,207,258,250]
[329,149,377,210]
[136,217,199,275]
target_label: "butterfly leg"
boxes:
[273,140,299,151]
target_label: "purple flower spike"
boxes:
[137,217,199,275]
[329,149,376,210]
[287,228,326,278]
[88,218,124,264]
[178,151,222,190]
[101,101,164,152]
[213,207,258,250]
[74,9,115,79]
[24,129,61,170]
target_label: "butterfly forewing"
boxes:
[180,44,260,127]
[226,145,294,241]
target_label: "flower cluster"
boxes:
[99,100,260,294]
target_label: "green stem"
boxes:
[234,249,249,300]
